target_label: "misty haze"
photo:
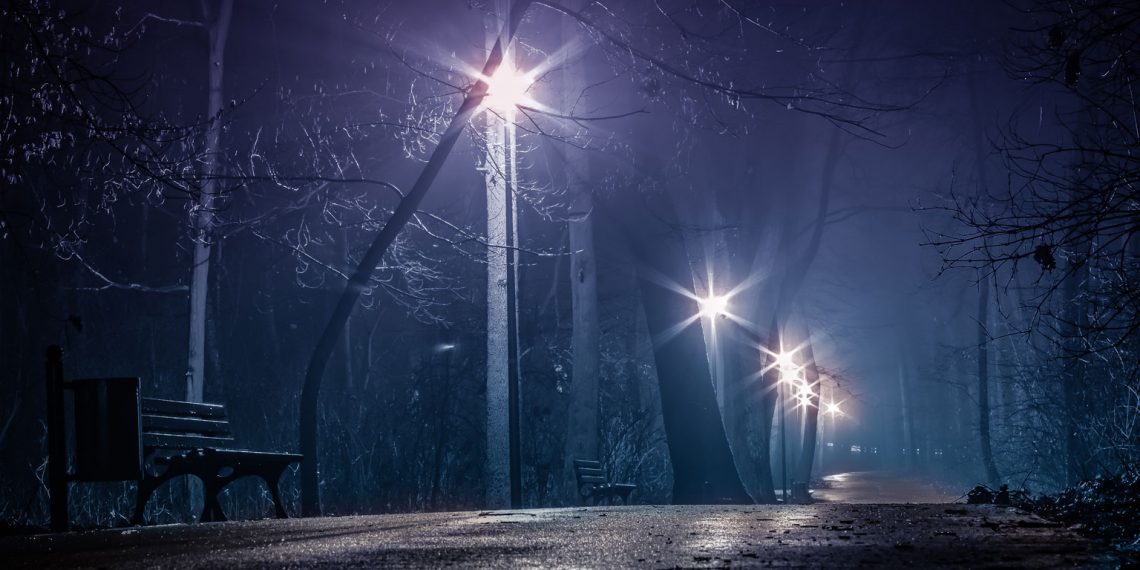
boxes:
[1,0,1136,567]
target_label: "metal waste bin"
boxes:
[68,377,142,481]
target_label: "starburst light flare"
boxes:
[480,63,537,112]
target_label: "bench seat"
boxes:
[43,347,303,532]
[131,397,302,524]
[573,459,636,506]
[137,446,302,523]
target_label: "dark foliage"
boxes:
[970,473,1140,552]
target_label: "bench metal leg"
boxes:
[200,467,292,521]
[132,473,171,525]
[263,470,288,519]
[199,475,229,523]
[132,480,152,525]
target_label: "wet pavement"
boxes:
[812,471,962,504]
[2,501,1112,568]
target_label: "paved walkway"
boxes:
[812,471,962,504]
[2,503,1111,568]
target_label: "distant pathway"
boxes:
[812,471,961,504]
[2,503,1111,568]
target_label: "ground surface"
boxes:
[813,471,962,504]
[1,472,1115,568]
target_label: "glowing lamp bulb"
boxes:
[775,351,797,370]
[698,295,729,318]
[825,401,844,416]
[482,64,535,112]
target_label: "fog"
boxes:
[2,0,1136,526]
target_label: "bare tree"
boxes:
[298,0,534,516]
[929,0,1140,483]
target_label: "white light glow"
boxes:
[698,295,730,318]
[480,64,536,112]
[824,400,844,416]
[775,350,797,370]
[761,341,804,374]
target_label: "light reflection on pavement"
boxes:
[812,471,961,504]
[2,502,1110,568]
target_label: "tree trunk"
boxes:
[298,0,533,516]
[977,272,1002,485]
[558,17,601,502]
[430,328,454,510]
[342,229,355,393]
[1062,258,1090,485]
[897,359,914,470]
[721,313,776,502]
[186,0,232,403]
[967,65,1001,487]
[721,245,779,504]
[564,187,600,502]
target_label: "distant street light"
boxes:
[685,283,831,504]
[818,393,845,477]
[824,400,844,417]
[768,346,801,503]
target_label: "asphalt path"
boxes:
[812,471,962,504]
[1,472,1113,568]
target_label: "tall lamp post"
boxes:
[482,56,536,510]
[779,371,788,502]
[761,326,814,504]
[772,350,799,503]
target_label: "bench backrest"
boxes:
[573,458,609,488]
[141,397,235,451]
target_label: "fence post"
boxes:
[45,345,67,532]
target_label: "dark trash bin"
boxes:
[69,377,143,481]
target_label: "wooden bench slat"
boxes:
[576,467,604,477]
[573,459,602,468]
[142,398,226,419]
[144,432,234,450]
[205,449,303,462]
[578,475,608,484]
[142,414,231,436]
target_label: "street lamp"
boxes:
[698,294,730,318]
[819,395,844,476]
[695,292,734,410]
[824,400,844,417]
[480,63,537,113]
[480,58,536,510]
[769,346,800,503]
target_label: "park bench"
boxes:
[45,346,302,530]
[573,458,636,506]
